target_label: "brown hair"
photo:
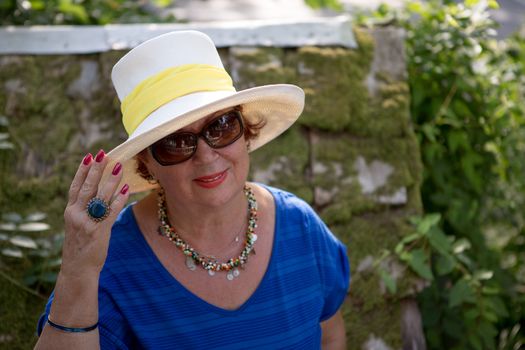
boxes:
[134,105,265,181]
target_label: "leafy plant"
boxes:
[303,0,343,11]
[0,211,63,295]
[360,0,525,349]
[0,0,347,26]
[0,0,175,25]
[379,214,511,349]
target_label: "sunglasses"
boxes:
[149,110,245,166]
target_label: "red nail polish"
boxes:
[120,184,129,195]
[95,149,105,163]
[82,153,93,166]
[112,162,122,176]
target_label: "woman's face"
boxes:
[144,108,250,208]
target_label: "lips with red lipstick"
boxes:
[193,169,228,188]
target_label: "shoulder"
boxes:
[254,184,334,242]
[261,184,346,247]
[254,183,314,217]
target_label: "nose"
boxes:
[191,136,219,164]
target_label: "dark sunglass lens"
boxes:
[153,133,196,164]
[204,112,242,148]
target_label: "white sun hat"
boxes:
[104,30,305,194]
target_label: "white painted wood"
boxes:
[0,16,356,55]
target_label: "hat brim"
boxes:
[104,84,304,194]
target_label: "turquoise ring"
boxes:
[86,197,110,222]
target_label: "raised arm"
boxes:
[34,150,129,350]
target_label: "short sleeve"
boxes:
[36,287,133,350]
[304,207,350,322]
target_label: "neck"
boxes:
[160,186,249,254]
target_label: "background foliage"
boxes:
[0,0,174,25]
[359,0,525,349]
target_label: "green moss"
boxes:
[349,78,411,138]
[228,47,297,88]
[343,298,402,349]
[331,214,416,349]
[293,46,371,131]
[289,28,374,132]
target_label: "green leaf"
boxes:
[449,279,476,307]
[401,232,422,244]
[303,0,343,11]
[456,253,473,269]
[461,152,484,192]
[407,249,433,280]
[416,213,441,235]
[481,286,499,295]
[484,296,509,317]
[406,1,424,14]
[482,310,498,323]
[58,0,89,23]
[476,320,497,349]
[395,232,422,254]
[29,0,45,10]
[394,241,404,255]
[379,269,397,294]
[428,226,452,255]
[435,254,456,275]
[151,0,172,7]
[488,0,499,9]
[421,123,438,143]
[467,332,483,350]
[465,0,481,6]
[399,250,412,262]
[447,130,469,153]
[464,308,480,321]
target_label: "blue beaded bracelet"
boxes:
[47,316,98,333]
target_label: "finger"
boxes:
[106,184,130,222]
[77,149,108,205]
[97,162,123,202]
[68,153,93,206]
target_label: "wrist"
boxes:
[49,271,100,326]
[46,316,99,333]
[57,268,100,284]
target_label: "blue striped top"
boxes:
[37,186,350,349]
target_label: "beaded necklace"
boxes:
[157,185,258,281]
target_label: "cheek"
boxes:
[231,141,250,176]
[143,154,182,185]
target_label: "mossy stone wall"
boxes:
[0,27,424,349]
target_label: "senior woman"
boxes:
[35,30,349,349]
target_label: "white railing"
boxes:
[0,16,356,55]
